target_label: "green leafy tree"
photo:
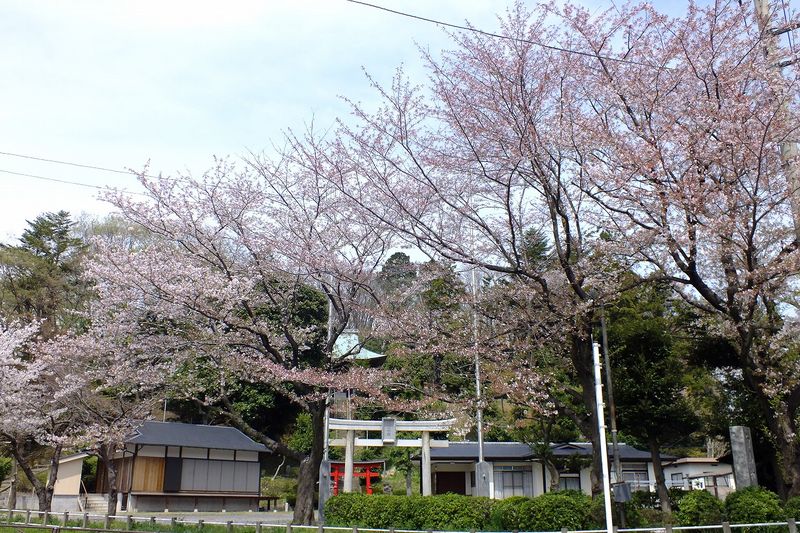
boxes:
[607,281,699,514]
[0,211,88,337]
[377,252,417,295]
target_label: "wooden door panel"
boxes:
[131,457,165,492]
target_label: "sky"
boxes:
[0,0,700,242]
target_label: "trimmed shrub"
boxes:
[784,496,800,520]
[325,493,494,530]
[416,494,494,530]
[675,490,724,526]
[490,496,531,530]
[325,493,366,526]
[518,491,594,531]
[725,487,783,524]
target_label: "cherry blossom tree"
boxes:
[90,157,398,523]
[559,1,800,497]
[302,4,630,492]
[39,322,171,515]
[0,323,82,511]
[298,0,800,497]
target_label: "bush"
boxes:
[675,490,724,526]
[784,496,800,520]
[325,493,366,526]
[518,491,594,531]
[0,457,11,483]
[325,493,494,530]
[263,476,298,507]
[725,487,783,524]
[636,508,669,527]
[630,490,660,509]
[490,496,530,530]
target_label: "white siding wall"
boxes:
[180,459,259,493]
[138,445,166,458]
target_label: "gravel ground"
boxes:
[130,511,304,526]
[147,511,310,525]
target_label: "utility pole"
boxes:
[317,279,336,521]
[753,0,800,241]
[471,266,491,497]
[593,341,614,533]
[600,310,626,527]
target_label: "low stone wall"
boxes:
[0,492,39,510]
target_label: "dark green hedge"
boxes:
[325,487,796,531]
[325,491,596,531]
[725,486,784,524]
[515,491,597,531]
[674,490,724,526]
[784,496,800,520]
[325,493,493,530]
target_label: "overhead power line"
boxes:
[0,168,148,197]
[343,0,669,69]
[0,150,158,179]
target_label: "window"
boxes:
[622,464,650,490]
[559,474,581,491]
[493,466,533,499]
[670,473,685,488]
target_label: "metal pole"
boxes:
[600,311,622,483]
[601,309,625,527]
[600,310,625,527]
[471,267,485,464]
[593,341,614,533]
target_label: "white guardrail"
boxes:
[1,509,798,533]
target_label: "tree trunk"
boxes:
[292,400,325,524]
[740,347,800,498]
[36,443,63,512]
[7,438,60,512]
[762,398,800,498]
[8,461,17,510]
[99,446,119,516]
[648,439,671,514]
[570,333,603,496]
[545,460,561,492]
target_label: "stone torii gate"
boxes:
[319,417,455,507]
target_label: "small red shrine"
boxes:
[329,461,385,495]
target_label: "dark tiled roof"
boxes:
[126,421,268,452]
[549,442,668,461]
[429,442,533,460]
[430,441,671,461]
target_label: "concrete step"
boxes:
[83,495,108,513]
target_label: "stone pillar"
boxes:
[344,430,355,493]
[318,459,331,520]
[730,426,758,489]
[421,431,432,496]
[475,461,493,498]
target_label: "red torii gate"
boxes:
[329,461,384,495]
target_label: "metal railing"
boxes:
[1,509,798,533]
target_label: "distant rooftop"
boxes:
[333,329,386,360]
[126,421,268,452]
[429,441,671,461]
